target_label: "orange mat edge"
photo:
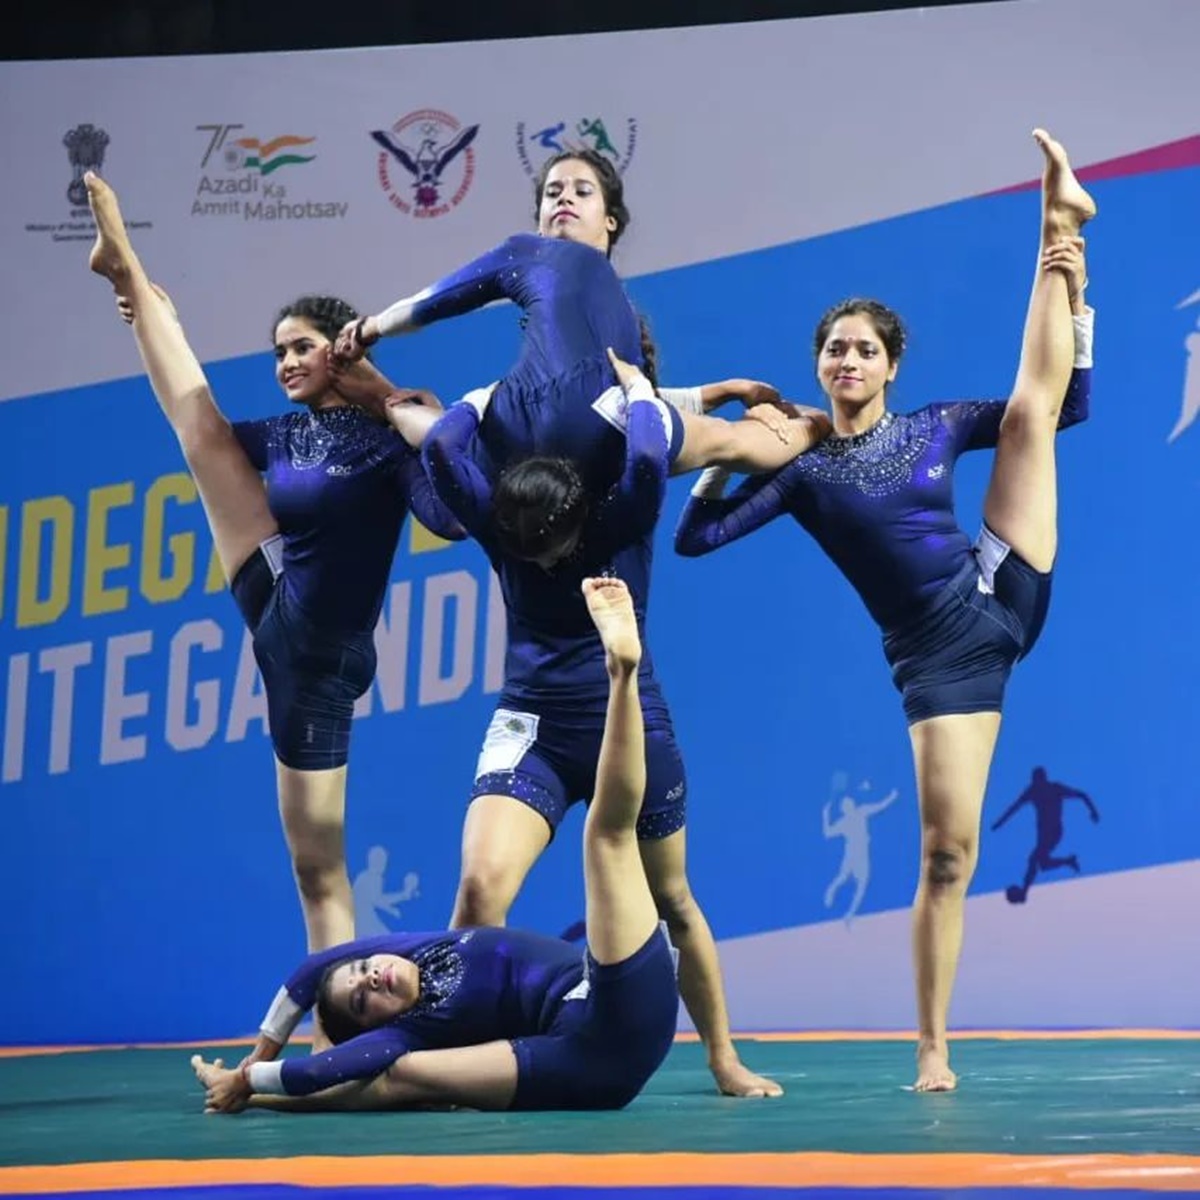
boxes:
[3,1152,1200,1194]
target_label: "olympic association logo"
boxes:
[371,109,479,218]
[515,116,637,179]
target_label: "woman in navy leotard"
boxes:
[674,130,1097,1092]
[334,153,806,1097]
[86,172,463,967]
[191,577,680,1114]
[333,148,827,499]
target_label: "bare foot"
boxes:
[581,576,641,673]
[914,1040,958,1093]
[713,1056,784,1098]
[1032,128,1097,238]
[85,171,137,284]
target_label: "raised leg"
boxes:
[982,130,1096,573]
[579,576,662,966]
[672,409,829,476]
[247,1041,520,1112]
[86,171,275,580]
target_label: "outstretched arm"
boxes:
[659,379,785,416]
[660,379,814,449]
[1066,789,1100,822]
[335,235,529,358]
[325,350,453,453]
[674,465,794,558]
[991,787,1031,832]
[863,789,899,817]
[821,803,837,838]
[954,240,1095,451]
[247,1040,519,1113]
[246,1076,375,1112]
[192,1024,419,1111]
[251,1027,417,1098]
[420,391,496,539]
[321,357,467,542]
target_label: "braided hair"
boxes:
[493,457,589,562]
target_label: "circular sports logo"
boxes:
[515,117,637,179]
[372,109,479,219]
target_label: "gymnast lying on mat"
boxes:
[191,576,680,1114]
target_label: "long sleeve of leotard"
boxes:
[673,360,1092,559]
[248,1024,423,1097]
[420,401,494,539]
[951,307,1095,451]
[588,381,673,556]
[374,235,532,338]
[256,934,411,1046]
[395,450,467,542]
[950,366,1091,452]
[246,934,430,1095]
[673,466,795,558]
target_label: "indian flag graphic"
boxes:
[232,135,316,175]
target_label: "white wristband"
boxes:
[1072,307,1094,369]
[247,1061,287,1095]
[691,466,731,499]
[658,385,704,415]
[259,987,303,1044]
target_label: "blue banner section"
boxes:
[3,165,1198,1043]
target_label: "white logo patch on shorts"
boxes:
[592,385,631,431]
[474,708,540,778]
[561,977,591,1002]
[592,386,672,440]
[973,525,1011,595]
[260,533,285,580]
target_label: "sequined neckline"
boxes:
[409,941,466,1015]
[305,405,366,423]
[826,410,894,450]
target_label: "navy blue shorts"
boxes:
[476,355,685,492]
[471,700,687,841]
[510,923,679,1110]
[882,526,1052,725]
[230,542,376,771]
